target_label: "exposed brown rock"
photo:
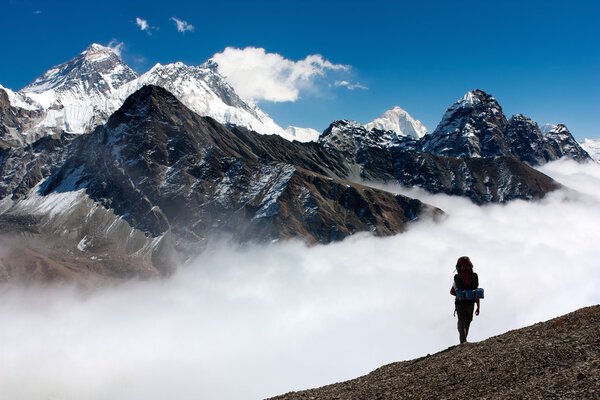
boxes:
[269,306,600,400]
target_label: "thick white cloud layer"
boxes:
[0,160,599,399]
[212,47,349,103]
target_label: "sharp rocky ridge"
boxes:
[322,89,592,167]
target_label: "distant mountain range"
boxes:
[0,44,594,282]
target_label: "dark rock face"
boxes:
[422,90,510,158]
[319,124,561,204]
[386,151,559,204]
[269,305,600,400]
[0,88,43,148]
[504,114,557,165]
[416,90,591,165]
[544,124,591,162]
[0,132,73,200]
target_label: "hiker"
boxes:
[450,256,481,344]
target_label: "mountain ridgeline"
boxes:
[0,44,593,282]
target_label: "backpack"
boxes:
[454,270,479,290]
[454,271,484,300]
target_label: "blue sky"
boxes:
[1,0,599,139]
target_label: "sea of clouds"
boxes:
[0,160,599,400]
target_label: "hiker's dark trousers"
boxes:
[456,302,475,344]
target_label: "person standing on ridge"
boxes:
[450,256,481,344]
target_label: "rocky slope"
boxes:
[270,305,600,400]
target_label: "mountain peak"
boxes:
[201,58,219,71]
[113,84,179,118]
[540,123,557,135]
[546,124,569,135]
[458,89,496,108]
[21,43,137,97]
[365,105,428,138]
[424,89,508,157]
[82,43,116,55]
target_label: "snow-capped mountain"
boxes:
[319,119,419,162]
[2,43,318,144]
[580,138,600,162]
[365,106,428,138]
[20,43,138,134]
[418,90,591,164]
[543,124,591,162]
[284,126,321,142]
[319,119,559,204]
[116,60,298,140]
[422,90,509,158]
[540,124,557,135]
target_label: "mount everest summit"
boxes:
[0,43,595,283]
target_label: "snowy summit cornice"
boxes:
[365,106,428,138]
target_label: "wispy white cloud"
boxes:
[32,10,42,15]
[170,17,195,33]
[135,17,149,31]
[211,46,350,103]
[333,80,368,91]
[135,17,157,35]
[106,39,124,57]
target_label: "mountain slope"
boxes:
[422,90,509,158]
[0,86,443,282]
[270,305,600,400]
